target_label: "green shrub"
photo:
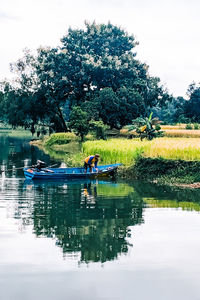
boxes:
[89,120,109,140]
[133,157,200,183]
[194,123,199,130]
[185,124,193,130]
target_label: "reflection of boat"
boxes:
[23,164,121,180]
[24,178,100,187]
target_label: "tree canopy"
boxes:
[184,83,200,122]
[0,22,176,133]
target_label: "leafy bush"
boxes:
[133,157,200,183]
[194,123,199,130]
[89,120,109,140]
[185,123,193,130]
[126,112,164,140]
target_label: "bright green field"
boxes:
[82,138,200,165]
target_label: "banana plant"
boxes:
[125,112,164,140]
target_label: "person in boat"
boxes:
[84,154,100,173]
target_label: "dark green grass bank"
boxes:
[118,157,200,185]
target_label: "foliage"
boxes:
[91,87,145,128]
[151,96,187,124]
[185,123,193,130]
[185,83,200,122]
[82,138,147,165]
[89,120,109,140]
[133,157,200,183]
[68,106,89,141]
[0,22,172,133]
[45,132,78,147]
[126,112,164,140]
[83,137,200,165]
[7,23,200,131]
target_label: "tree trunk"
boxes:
[57,106,68,132]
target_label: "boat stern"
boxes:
[23,168,35,179]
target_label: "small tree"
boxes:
[89,120,109,140]
[68,106,89,141]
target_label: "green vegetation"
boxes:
[68,106,90,141]
[185,123,193,130]
[89,120,109,140]
[131,157,200,184]
[144,198,200,211]
[1,21,200,185]
[194,123,199,130]
[29,131,200,184]
[82,138,200,165]
[0,127,33,138]
[81,137,200,184]
[125,112,163,140]
[97,183,134,197]
[82,139,147,165]
[45,132,78,146]
[0,21,172,135]
[0,21,200,141]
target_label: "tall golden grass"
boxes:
[82,138,200,165]
[164,130,200,138]
[161,124,186,130]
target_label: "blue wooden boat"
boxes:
[23,163,121,180]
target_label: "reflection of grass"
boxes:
[50,142,81,153]
[40,142,85,166]
[0,123,12,130]
[144,198,200,211]
[0,128,32,138]
[97,183,134,197]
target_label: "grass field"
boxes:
[164,130,200,138]
[83,138,200,165]
[160,124,187,130]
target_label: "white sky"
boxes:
[0,0,200,97]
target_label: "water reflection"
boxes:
[23,180,144,263]
[0,134,56,177]
[1,132,200,267]
[133,181,200,212]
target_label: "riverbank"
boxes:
[118,157,200,187]
[31,135,200,187]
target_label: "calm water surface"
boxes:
[0,133,200,300]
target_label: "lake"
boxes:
[0,132,200,300]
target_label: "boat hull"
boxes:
[23,164,121,180]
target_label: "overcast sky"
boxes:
[0,0,200,97]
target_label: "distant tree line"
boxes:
[152,82,200,124]
[0,22,199,137]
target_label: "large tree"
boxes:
[1,22,171,132]
[84,87,145,128]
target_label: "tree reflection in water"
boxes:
[24,180,144,263]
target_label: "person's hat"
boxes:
[95,154,100,157]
